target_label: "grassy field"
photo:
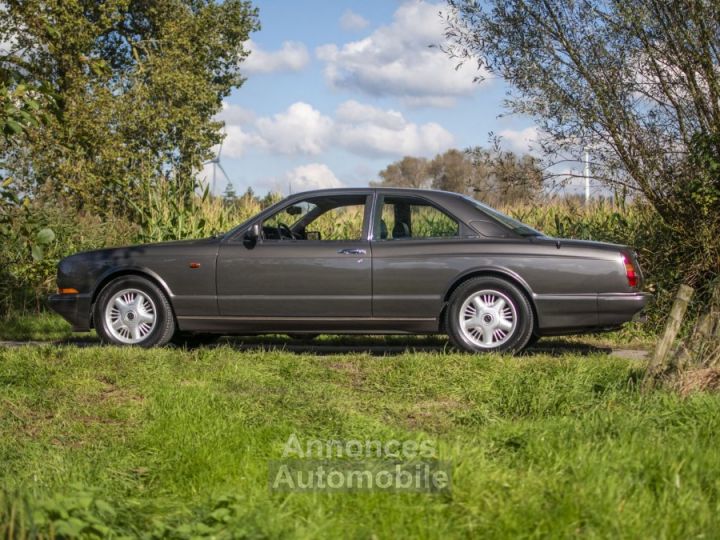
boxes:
[1,336,719,538]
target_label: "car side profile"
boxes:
[48,188,650,352]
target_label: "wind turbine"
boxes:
[203,129,231,194]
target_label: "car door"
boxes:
[370,193,469,319]
[216,193,373,318]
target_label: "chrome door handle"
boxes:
[338,248,367,255]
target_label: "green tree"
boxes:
[223,181,238,204]
[446,0,720,283]
[1,29,58,259]
[428,149,472,193]
[1,25,57,199]
[465,144,543,206]
[372,156,430,188]
[0,0,259,217]
[240,186,257,205]
[374,148,543,205]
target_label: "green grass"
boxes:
[560,321,656,350]
[1,342,718,538]
[0,313,85,341]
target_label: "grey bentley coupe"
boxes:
[48,188,649,352]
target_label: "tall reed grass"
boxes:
[0,192,674,330]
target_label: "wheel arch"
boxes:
[90,267,176,328]
[440,268,539,332]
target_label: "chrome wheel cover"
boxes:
[104,288,157,344]
[459,289,517,349]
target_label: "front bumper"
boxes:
[47,293,93,331]
[597,292,651,326]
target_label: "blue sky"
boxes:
[206,0,539,196]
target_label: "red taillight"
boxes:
[622,255,638,288]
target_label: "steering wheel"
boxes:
[277,222,294,240]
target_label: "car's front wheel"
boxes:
[94,276,175,347]
[446,277,534,354]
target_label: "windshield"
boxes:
[462,195,544,237]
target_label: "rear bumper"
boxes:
[535,291,651,334]
[597,292,651,326]
[47,293,92,331]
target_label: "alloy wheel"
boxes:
[104,288,157,344]
[458,289,517,348]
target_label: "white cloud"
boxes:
[340,9,369,31]
[220,125,266,158]
[335,100,405,130]
[255,102,333,155]
[284,163,343,192]
[242,39,310,74]
[212,103,263,158]
[215,100,454,159]
[334,101,454,157]
[216,102,255,126]
[498,126,539,154]
[197,161,235,195]
[316,1,484,107]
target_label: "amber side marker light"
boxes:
[58,288,79,295]
[622,255,638,288]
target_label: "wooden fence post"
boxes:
[705,281,720,367]
[643,284,694,389]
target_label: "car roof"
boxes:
[286,187,465,198]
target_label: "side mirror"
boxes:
[244,223,260,248]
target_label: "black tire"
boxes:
[526,333,541,348]
[445,277,534,354]
[94,275,175,347]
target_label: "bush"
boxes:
[1,201,139,315]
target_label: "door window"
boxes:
[376,196,460,240]
[262,195,368,241]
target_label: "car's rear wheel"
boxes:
[94,276,175,347]
[526,333,541,348]
[446,277,534,354]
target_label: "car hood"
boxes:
[63,236,222,262]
